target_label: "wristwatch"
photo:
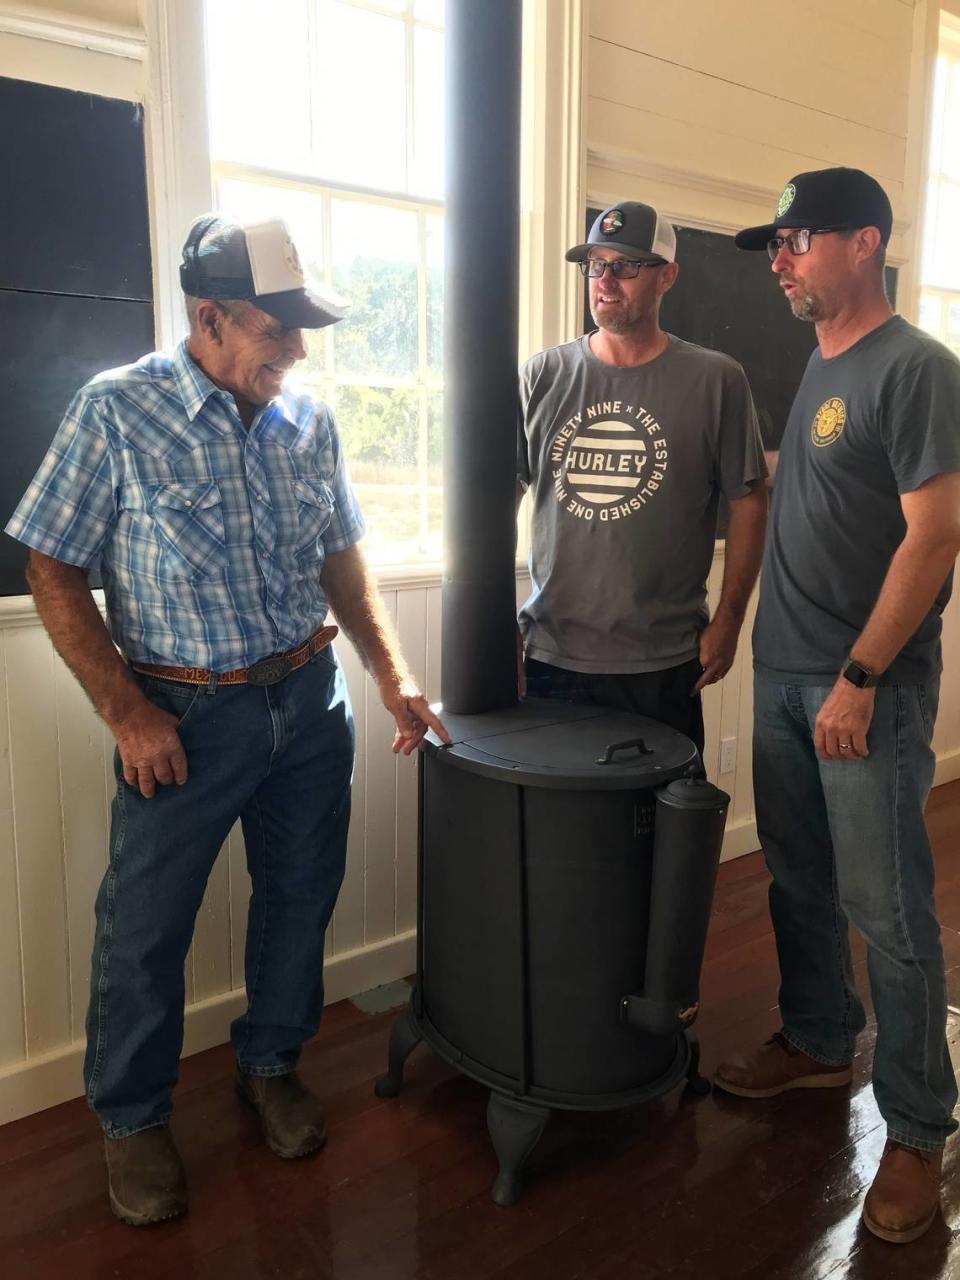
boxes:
[840,657,879,689]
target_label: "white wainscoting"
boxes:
[3,557,960,1125]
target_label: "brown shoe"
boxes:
[103,1126,187,1226]
[862,1140,943,1244]
[713,1031,853,1098]
[237,1070,327,1158]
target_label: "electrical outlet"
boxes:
[719,736,737,775]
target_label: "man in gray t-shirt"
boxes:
[717,167,960,1245]
[518,200,767,751]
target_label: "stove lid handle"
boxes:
[595,736,651,766]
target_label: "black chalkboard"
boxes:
[0,76,154,595]
[582,213,898,450]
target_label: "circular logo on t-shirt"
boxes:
[548,405,669,524]
[811,397,846,448]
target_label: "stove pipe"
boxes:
[441,0,523,715]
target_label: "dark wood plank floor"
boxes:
[4,780,960,1280]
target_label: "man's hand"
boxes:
[382,683,451,756]
[814,677,875,760]
[693,613,740,693]
[110,700,188,797]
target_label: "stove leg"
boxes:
[684,1032,711,1097]
[487,1093,550,1206]
[374,1006,423,1099]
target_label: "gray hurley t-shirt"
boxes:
[518,334,766,674]
[754,316,960,686]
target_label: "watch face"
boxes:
[843,659,875,688]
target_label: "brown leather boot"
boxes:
[714,1031,853,1098]
[237,1070,327,1158]
[862,1140,943,1244]
[103,1126,187,1226]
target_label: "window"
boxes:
[918,13,960,358]
[204,0,445,566]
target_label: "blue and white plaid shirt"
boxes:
[6,341,365,670]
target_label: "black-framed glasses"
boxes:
[578,257,664,279]
[766,228,841,261]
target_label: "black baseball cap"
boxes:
[179,214,349,328]
[735,167,893,251]
[566,201,677,264]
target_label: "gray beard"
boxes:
[590,301,646,334]
[788,289,824,322]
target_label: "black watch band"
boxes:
[840,657,879,689]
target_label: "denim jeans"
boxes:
[84,647,354,1138]
[753,673,957,1151]
[524,656,705,754]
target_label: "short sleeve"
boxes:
[316,405,366,553]
[881,354,960,494]
[717,362,768,500]
[4,389,117,567]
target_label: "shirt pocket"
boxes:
[293,477,335,567]
[143,481,228,579]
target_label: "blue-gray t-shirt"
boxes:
[754,316,960,686]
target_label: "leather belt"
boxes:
[131,625,339,687]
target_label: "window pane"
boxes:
[329,383,440,564]
[331,200,419,379]
[206,0,312,172]
[944,63,960,182]
[918,292,942,337]
[923,180,960,290]
[411,25,445,198]
[314,4,406,191]
[426,214,443,373]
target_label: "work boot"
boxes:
[714,1030,853,1098]
[862,1141,943,1244]
[103,1125,187,1226]
[237,1070,327,1158]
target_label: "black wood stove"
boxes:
[373,0,730,1205]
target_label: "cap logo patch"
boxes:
[777,184,796,218]
[283,233,305,284]
[601,210,624,236]
[811,397,846,448]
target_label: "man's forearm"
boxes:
[850,531,960,675]
[26,551,145,727]
[716,485,768,623]
[321,545,412,691]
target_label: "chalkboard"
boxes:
[0,76,154,595]
[582,213,898,450]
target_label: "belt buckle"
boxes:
[245,654,293,686]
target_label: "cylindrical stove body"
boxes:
[415,700,729,1109]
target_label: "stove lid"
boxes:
[422,697,699,790]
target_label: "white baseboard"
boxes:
[935,747,960,788]
[0,930,416,1127]
[720,818,759,863]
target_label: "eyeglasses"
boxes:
[578,258,664,279]
[766,228,841,261]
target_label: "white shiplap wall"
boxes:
[4,559,960,1124]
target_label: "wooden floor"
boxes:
[4,782,960,1280]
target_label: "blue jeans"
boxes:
[84,647,354,1138]
[754,674,957,1151]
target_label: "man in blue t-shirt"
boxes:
[715,168,960,1245]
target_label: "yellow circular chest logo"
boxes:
[811,397,846,448]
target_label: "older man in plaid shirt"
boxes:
[5,214,447,1227]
